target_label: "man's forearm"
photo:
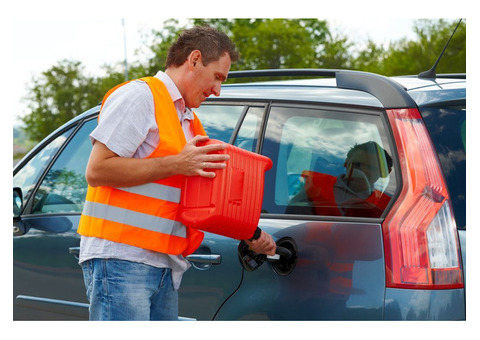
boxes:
[86,143,180,188]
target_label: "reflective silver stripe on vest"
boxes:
[82,201,186,238]
[115,183,181,203]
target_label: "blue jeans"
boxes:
[81,259,178,320]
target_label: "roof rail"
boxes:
[435,73,466,79]
[228,69,339,78]
[228,68,417,109]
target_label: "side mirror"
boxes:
[13,187,23,219]
[13,187,26,236]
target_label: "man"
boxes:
[78,25,276,321]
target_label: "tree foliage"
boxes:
[352,19,466,76]
[22,60,99,141]
[20,18,466,143]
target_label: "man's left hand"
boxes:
[245,231,276,256]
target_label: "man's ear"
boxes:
[188,50,202,70]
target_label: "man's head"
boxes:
[165,26,239,108]
[344,141,393,184]
[166,25,239,69]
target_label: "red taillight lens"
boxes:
[383,108,463,289]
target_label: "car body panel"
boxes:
[13,215,87,320]
[407,85,466,107]
[394,77,466,107]
[178,232,244,320]
[384,288,465,320]
[210,219,385,320]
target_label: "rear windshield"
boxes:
[420,105,466,229]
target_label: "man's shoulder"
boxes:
[105,79,153,105]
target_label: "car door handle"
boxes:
[69,247,222,265]
[69,247,80,258]
[69,247,80,255]
[185,254,222,265]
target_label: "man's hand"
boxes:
[245,231,276,256]
[176,135,230,178]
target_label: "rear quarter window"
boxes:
[261,105,397,218]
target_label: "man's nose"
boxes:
[212,83,221,96]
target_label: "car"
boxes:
[13,68,466,320]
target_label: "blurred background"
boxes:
[7,6,467,165]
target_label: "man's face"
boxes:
[346,149,380,184]
[184,52,231,108]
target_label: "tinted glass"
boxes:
[31,119,96,214]
[262,106,396,218]
[234,106,264,152]
[421,106,466,229]
[194,104,246,143]
[13,127,74,206]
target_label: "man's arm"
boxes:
[86,135,229,188]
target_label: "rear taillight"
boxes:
[383,108,463,289]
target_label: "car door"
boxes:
[13,116,97,320]
[178,102,267,320]
[212,103,398,320]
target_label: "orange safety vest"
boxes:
[78,77,206,256]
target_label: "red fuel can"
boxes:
[178,139,273,240]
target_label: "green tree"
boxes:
[230,19,323,69]
[193,19,334,70]
[318,30,353,69]
[351,39,387,74]
[357,19,466,76]
[21,60,100,141]
[134,19,186,76]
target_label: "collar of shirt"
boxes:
[154,71,194,122]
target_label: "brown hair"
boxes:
[165,25,239,68]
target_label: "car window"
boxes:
[31,119,96,214]
[261,105,397,218]
[421,105,466,229]
[13,127,74,206]
[194,104,246,143]
[233,106,264,152]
